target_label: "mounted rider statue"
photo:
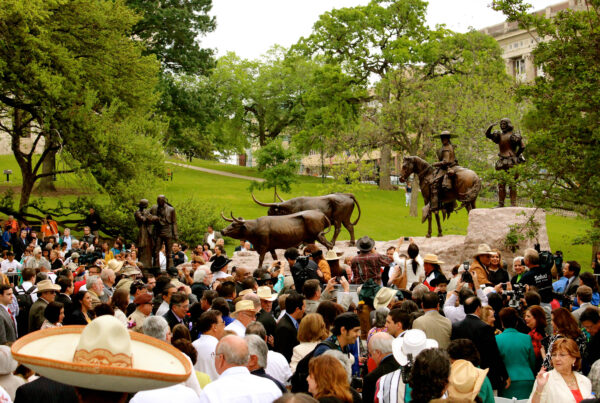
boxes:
[423,130,458,219]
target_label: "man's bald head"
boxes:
[215,335,249,374]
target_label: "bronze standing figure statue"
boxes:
[424,130,459,219]
[150,195,178,269]
[134,199,156,269]
[485,118,526,207]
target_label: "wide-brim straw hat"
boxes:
[473,243,494,257]
[423,254,445,265]
[324,250,343,261]
[36,280,60,294]
[357,236,376,253]
[121,265,142,277]
[231,300,257,316]
[257,286,277,301]
[447,359,489,401]
[106,259,124,273]
[11,316,191,393]
[392,329,438,366]
[373,287,397,310]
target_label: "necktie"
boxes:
[7,308,16,334]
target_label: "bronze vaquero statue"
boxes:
[134,199,157,268]
[220,210,333,268]
[251,192,361,245]
[425,130,459,220]
[485,118,526,207]
[399,155,481,238]
[149,195,178,269]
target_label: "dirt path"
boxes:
[166,161,265,182]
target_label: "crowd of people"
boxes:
[0,215,600,403]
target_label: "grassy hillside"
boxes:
[0,154,592,266]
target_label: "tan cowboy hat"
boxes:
[36,280,60,294]
[392,329,438,366]
[423,254,445,265]
[447,359,489,401]
[121,265,142,277]
[238,289,255,297]
[232,300,257,316]
[473,243,494,257]
[324,250,343,261]
[373,287,397,310]
[106,259,125,273]
[11,315,191,393]
[257,286,277,302]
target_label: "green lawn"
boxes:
[0,154,593,266]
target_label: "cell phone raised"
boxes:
[403,237,409,241]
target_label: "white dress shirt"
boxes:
[192,334,219,381]
[224,319,246,338]
[130,384,199,403]
[443,288,488,324]
[0,259,21,274]
[265,350,292,384]
[197,366,282,403]
[155,301,169,317]
[17,282,38,303]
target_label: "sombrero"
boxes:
[11,315,191,393]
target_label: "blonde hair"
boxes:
[297,313,328,343]
[480,305,495,325]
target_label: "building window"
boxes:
[514,58,526,80]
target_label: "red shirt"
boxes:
[350,252,392,284]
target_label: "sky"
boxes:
[200,0,560,60]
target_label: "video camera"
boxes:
[503,283,526,310]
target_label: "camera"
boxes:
[295,255,310,267]
[403,237,409,241]
[504,283,525,310]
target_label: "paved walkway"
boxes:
[166,161,265,182]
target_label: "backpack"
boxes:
[292,258,319,294]
[290,339,338,393]
[14,285,36,336]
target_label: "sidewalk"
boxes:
[166,161,265,182]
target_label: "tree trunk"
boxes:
[378,143,393,190]
[19,172,36,211]
[410,175,419,217]
[593,220,600,268]
[37,147,57,192]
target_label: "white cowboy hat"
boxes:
[324,250,343,261]
[373,287,397,310]
[257,286,277,301]
[447,359,489,401]
[238,289,255,297]
[106,259,125,273]
[35,280,60,294]
[423,254,445,265]
[11,315,191,393]
[473,243,494,257]
[232,300,257,316]
[392,329,438,366]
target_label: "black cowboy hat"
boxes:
[210,255,232,273]
[357,236,376,253]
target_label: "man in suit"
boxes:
[162,292,189,330]
[451,296,509,391]
[0,285,17,343]
[274,292,305,362]
[256,286,277,338]
[14,377,78,403]
[363,332,398,403]
[29,280,60,332]
[573,285,594,323]
[412,291,452,349]
[12,229,29,262]
[55,277,74,318]
[563,260,581,298]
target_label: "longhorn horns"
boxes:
[251,193,276,207]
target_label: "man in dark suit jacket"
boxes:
[274,293,304,362]
[451,296,508,391]
[55,277,74,318]
[15,377,78,403]
[363,332,399,403]
[161,292,189,330]
[0,285,17,344]
[11,230,29,262]
[563,261,581,297]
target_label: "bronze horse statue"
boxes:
[399,156,481,238]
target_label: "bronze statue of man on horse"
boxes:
[400,130,481,237]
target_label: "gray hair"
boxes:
[216,335,249,366]
[242,293,261,309]
[143,316,170,341]
[245,334,268,369]
[100,268,114,282]
[524,248,539,265]
[411,284,429,301]
[193,266,209,283]
[368,332,394,355]
[33,247,42,255]
[245,321,267,339]
[513,256,524,265]
[86,275,100,290]
[372,307,390,327]
[322,349,354,382]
